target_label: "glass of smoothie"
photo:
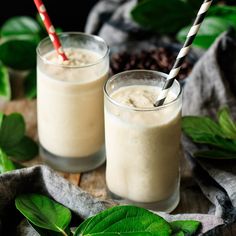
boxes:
[37,32,109,172]
[104,70,182,212]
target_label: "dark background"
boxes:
[0,0,99,31]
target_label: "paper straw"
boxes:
[154,0,213,107]
[34,0,68,61]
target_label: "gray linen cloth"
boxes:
[85,0,141,45]
[0,165,224,236]
[85,0,173,47]
[182,28,236,225]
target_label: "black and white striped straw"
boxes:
[154,0,213,107]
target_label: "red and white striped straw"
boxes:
[154,0,213,107]
[34,0,68,61]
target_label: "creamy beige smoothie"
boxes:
[105,83,182,207]
[38,47,108,158]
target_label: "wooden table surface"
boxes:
[0,98,235,235]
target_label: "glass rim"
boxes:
[36,32,110,69]
[104,70,182,112]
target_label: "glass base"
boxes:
[40,144,106,173]
[108,184,180,213]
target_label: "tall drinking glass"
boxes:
[37,32,109,172]
[104,70,182,212]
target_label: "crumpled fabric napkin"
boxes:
[0,165,109,236]
[182,28,236,227]
[85,0,172,46]
[0,165,223,236]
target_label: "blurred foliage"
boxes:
[0,15,61,101]
[131,0,236,49]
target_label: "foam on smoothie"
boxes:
[108,85,179,126]
[40,48,105,83]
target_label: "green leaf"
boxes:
[0,64,10,100]
[15,194,71,235]
[208,5,236,26]
[1,16,40,38]
[170,220,201,236]
[131,0,195,34]
[0,37,37,70]
[74,205,171,236]
[173,232,185,236]
[194,150,236,160]
[218,107,236,140]
[5,136,38,161]
[29,221,71,236]
[0,112,3,128]
[188,133,236,153]
[182,116,224,138]
[0,113,25,149]
[0,148,15,174]
[182,116,236,152]
[177,17,235,49]
[24,69,37,99]
[56,28,63,33]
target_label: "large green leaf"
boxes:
[0,63,11,100]
[194,135,236,153]
[74,205,171,236]
[0,113,25,149]
[1,16,41,38]
[208,5,236,26]
[0,112,3,128]
[184,132,236,153]
[207,6,236,31]
[0,37,37,70]
[194,150,236,160]
[182,116,224,138]
[5,136,38,162]
[0,148,15,174]
[131,0,195,34]
[170,220,201,236]
[24,69,37,99]
[217,107,236,140]
[182,116,236,153]
[173,232,184,236]
[15,194,71,235]
[177,17,235,49]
